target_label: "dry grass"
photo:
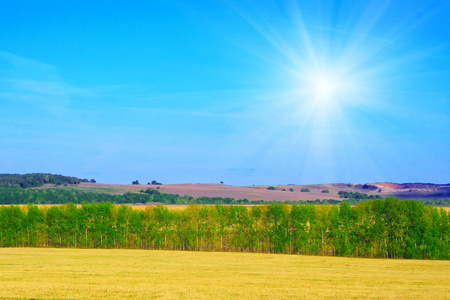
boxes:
[439,206,450,212]
[75,182,346,201]
[0,248,449,299]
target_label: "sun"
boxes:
[304,70,344,106]
[313,76,335,98]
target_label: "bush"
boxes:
[321,189,330,193]
[300,188,310,192]
[267,186,276,190]
[289,188,294,192]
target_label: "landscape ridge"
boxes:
[1,173,449,202]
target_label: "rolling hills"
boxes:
[52,181,450,202]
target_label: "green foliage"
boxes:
[289,188,294,192]
[338,191,382,200]
[321,189,330,193]
[267,186,276,190]
[0,187,264,205]
[0,199,448,259]
[142,188,160,195]
[0,173,83,188]
[300,188,310,192]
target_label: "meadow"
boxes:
[0,248,449,299]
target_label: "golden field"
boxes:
[0,248,449,299]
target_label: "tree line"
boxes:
[338,191,382,199]
[0,198,448,260]
[0,187,259,205]
[0,173,89,188]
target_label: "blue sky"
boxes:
[1,0,449,185]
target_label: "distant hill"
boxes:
[375,182,450,189]
[0,174,448,202]
[57,181,449,202]
[372,182,450,200]
[0,173,85,188]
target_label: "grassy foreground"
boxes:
[0,248,449,299]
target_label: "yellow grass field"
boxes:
[0,248,449,299]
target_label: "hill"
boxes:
[58,181,449,202]
[1,173,448,203]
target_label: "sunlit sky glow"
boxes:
[0,0,449,185]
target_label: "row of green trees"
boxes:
[0,187,261,205]
[338,191,382,199]
[0,198,448,259]
[0,173,85,188]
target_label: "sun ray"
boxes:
[224,0,449,183]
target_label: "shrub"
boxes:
[267,186,276,190]
[300,188,310,192]
[321,189,330,193]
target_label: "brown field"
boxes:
[75,182,345,201]
[0,247,449,299]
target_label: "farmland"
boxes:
[2,174,449,206]
[46,181,450,202]
[1,247,449,299]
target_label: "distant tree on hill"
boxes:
[267,186,276,190]
[338,191,382,200]
[90,179,96,183]
[301,188,310,192]
[143,188,160,195]
[289,188,294,192]
[132,180,140,185]
[220,181,224,184]
[321,189,330,193]
[151,180,162,185]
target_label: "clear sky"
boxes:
[1,0,449,185]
